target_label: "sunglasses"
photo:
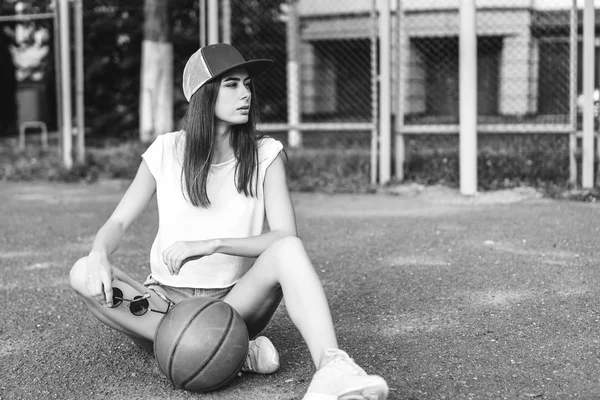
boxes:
[110,287,170,316]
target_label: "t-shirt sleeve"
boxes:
[257,137,284,186]
[141,134,164,180]
[258,137,284,172]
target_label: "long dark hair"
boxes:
[178,78,261,207]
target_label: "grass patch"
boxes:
[0,139,150,183]
[286,148,375,193]
[404,133,571,190]
[1,133,597,201]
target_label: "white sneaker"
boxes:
[242,336,280,374]
[302,348,389,400]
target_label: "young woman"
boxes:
[69,43,389,400]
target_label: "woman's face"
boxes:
[214,69,252,128]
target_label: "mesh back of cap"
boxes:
[183,51,212,101]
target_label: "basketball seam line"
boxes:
[209,337,249,392]
[182,304,234,390]
[166,299,218,384]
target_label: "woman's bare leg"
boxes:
[223,236,338,368]
[226,237,389,399]
[69,257,169,342]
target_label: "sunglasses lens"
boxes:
[111,287,123,308]
[130,296,149,316]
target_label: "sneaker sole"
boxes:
[339,381,389,400]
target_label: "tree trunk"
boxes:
[139,0,173,142]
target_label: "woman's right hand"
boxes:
[85,251,114,307]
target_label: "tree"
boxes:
[139,0,173,142]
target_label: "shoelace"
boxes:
[324,350,367,376]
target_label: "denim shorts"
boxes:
[143,275,234,307]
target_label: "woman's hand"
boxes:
[85,251,114,307]
[162,240,218,276]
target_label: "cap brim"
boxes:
[208,59,274,83]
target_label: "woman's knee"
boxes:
[262,236,310,275]
[69,256,89,294]
[266,235,305,258]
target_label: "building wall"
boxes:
[494,11,536,115]
[406,41,426,115]
[404,8,535,116]
[298,0,537,16]
[299,1,541,119]
[301,42,317,114]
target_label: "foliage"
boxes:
[81,0,145,139]
[5,0,289,139]
[285,148,375,193]
[404,134,571,189]
[0,138,149,182]
[4,133,599,202]
[0,140,91,182]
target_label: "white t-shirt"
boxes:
[141,130,283,288]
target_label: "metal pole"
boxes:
[583,0,594,188]
[286,0,301,148]
[222,0,231,44]
[207,0,219,44]
[378,0,392,184]
[58,0,72,169]
[370,0,378,185]
[395,0,406,181]
[199,0,206,47]
[569,0,578,186]
[459,0,477,195]
[15,2,24,150]
[75,0,85,163]
[53,2,63,147]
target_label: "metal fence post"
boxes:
[395,0,406,182]
[75,0,85,163]
[378,0,392,185]
[583,0,595,188]
[207,0,218,44]
[286,0,302,148]
[58,0,72,169]
[570,0,578,186]
[199,0,206,47]
[52,1,63,148]
[222,0,231,44]
[459,0,477,196]
[370,0,379,185]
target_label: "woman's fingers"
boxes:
[101,270,114,307]
[163,244,186,275]
[84,260,114,306]
[163,242,205,276]
[86,273,105,304]
[162,249,175,275]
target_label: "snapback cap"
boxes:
[182,43,274,102]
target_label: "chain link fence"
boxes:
[400,0,577,130]
[3,0,592,188]
[230,0,375,151]
[231,0,583,187]
[229,1,579,135]
[228,0,375,190]
[396,0,581,187]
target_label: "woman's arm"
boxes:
[85,160,156,305]
[162,154,297,275]
[91,160,157,255]
[217,153,297,254]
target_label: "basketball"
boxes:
[154,296,249,392]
